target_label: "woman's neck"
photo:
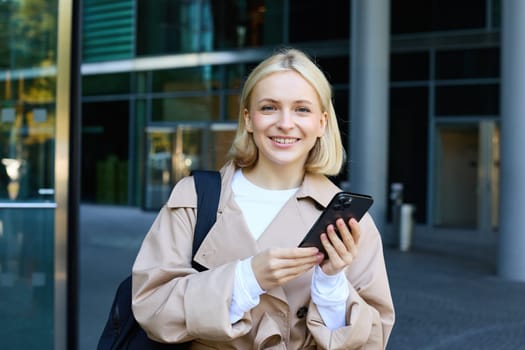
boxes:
[242,163,304,190]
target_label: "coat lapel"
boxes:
[192,165,342,304]
[193,196,259,267]
[257,196,317,250]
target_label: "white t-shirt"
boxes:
[231,169,298,239]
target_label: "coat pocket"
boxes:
[254,313,286,350]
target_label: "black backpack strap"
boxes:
[190,170,221,272]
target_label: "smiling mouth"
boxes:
[271,137,299,144]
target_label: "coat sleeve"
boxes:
[130,177,252,343]
[306,213,396,349]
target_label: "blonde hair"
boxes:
[228,47,345,176]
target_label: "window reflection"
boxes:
[137,0,280,55]
[1,0,58,200]
[0,0,58,69]
[152,96,220,122]
[0,208,54,348]
[152,66,221,92]
[1,74,55,201]
[1,0,60,348]
[145,127,204,209]
[144,124,236,210]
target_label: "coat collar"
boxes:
[218,161,341,211]
[194,161,342,267]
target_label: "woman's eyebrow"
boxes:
[256,98,313,104]
[294,99,313,105]
[256,98,279,104]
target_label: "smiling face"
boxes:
[243,70,327,173]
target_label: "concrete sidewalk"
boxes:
[79,204,525,350]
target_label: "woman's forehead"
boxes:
[252,71,320,101]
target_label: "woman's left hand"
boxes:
[319,218,360,275]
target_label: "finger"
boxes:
[260,248,321,275]
[348,218,361,245]
[335,218,357,257]
[325,223,343,249]
[329,219,354,254]
[320,232,346,273]
[253,254,318,290]
[270,246,320,259]
[267,255,320,286]
[322,226,346,264]
[328,220,358,265]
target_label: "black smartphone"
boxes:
[299,192,373,257]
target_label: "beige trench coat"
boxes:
[132,162,395,350]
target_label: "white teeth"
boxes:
[273,137,297,144]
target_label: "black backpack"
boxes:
[97,170,221,350]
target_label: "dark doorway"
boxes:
[81,101,130,204]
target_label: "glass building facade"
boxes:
[0,0,510,349]
[81,0,501,231]
[0,0,78,349]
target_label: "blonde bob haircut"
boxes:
[228,47,346,176]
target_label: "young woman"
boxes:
[132,48,395,349]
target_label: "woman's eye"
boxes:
[261,105,276,111]
[297,106,311,113]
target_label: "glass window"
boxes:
[137,0,213,55]
[82,73,131,96]
[391,0,486,34]
[0,1,58,69]
[0,0,61,348]
[152,95,220,122]
[391,0,432,34]
[259,0,285,46]
[436,48,500,80]
[152,66,221,92]
[436,84,499,116]
[0,208,55,347]
[143,124,237,209]
[333,89,349,133]
[82,0,134,62]
[0,103,56,200]
[81,101,130,204]
[316,56,349,85]
[331,89,349,185]
[226,62,258,89]
[0,2,8,69]
[144,128,176,209]
[135,71,149,94]
[289,0,350,42]
[492,0,501,28]
[226,94,240,121]
[137,0,283,55]
[391,52,430,81]
[211,0,284,48]
[388,87,429,223]
[1,76,57,105]
[209,124,237,169]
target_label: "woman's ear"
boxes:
[243,108,253,132]
[318,111,328,137]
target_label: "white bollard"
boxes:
[399,204,415,252]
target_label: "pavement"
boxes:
[79,204,525,350]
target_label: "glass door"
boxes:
[433,121,500,230]
[0,0,72,349]
[144,123,236,210]
[144,126,206,210]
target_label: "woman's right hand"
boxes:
[251,247,323,291]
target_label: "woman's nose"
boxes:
[277,110,294,130]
